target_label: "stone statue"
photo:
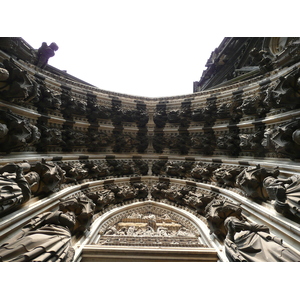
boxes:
[59,194,95,234]
[0,163,32,216]
[263,174,300,220]
[0,59,38,103]
[224,216,300,262]
[236,164,279,201]
[36,42,59,69]
[0,109,41,153]
[29,159,66,195]
[264,118,300,160]
[0,210,75,262]
[205,199,244,240]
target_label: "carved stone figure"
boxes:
[263,118,300,160]
[85,188,115,212]
[151,160,167,176]
[84,161,111,179]
[213,166,243,187]
[263,175,300,220]
[36,42,59,68]
[0,59,38,103]
[0,109,40,153]
[153,106,167,128]
[269,69,300,110]
[28,159,66,195]
[224,216,300,262]
[0,163,32,216]
[205,199,244,240]
[59,161,88,183]
[59,194,96,234]
[191,163,218,181]
[236,164,279,201]
[0,210,75,262]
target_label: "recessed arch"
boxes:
[74,200,226,262]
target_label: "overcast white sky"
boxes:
[4,1,297,98]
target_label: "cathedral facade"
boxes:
[0,37,299,262]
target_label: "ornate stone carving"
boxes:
[263,174,300,221]
[205,199,244,240]
[262,118,300,160]
[224,216,300,262]
[236,164,279,201]
[0,210,75,262]
[59,194,96,234]
[191,162,218,181]
[0,162,32,216]
[98,204,206,248]
[213,166,243,187]
[0,59,38,103]
[0,110,40,153]
[27,159,65,196]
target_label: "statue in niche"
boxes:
[236,164,279,201]
[202,101,217,126]
[61,128,88,150]
[37,125,65,150]
[268,69,300,110]
[151,160,167,176]
[59,194,95,234]
[216,132,240,156]
[133,159,149,175]
[60,91,87,118]
[205,199,244,241]
[87,130,111,151]
[34,80,61,111]
[0,59,38,103]
[0,162,32,216]
[183,192,214,215]
[167,109,180,123]
[249,47,274,72]
[191,162,218,181]
[112,132,135,153]
[28,159,66,196]
[84,160,111,179]
[239,129,264,155]
[105,159,134,176]
[263,174,300,220]
[109,184,138,203]
[0,210,75,262]
[152,133,165,153]
[85,188,116,212]
[131,182,149,199]
[263,118,300,160]
[237,97,259,115]
[150,182,170,199]
[36,42,59,69]
[224,216,300,262]
[0,109,41,153]
[216,103,231,119]
[153,107,167,128]
[58,161,88,183]
[213,166,243,188]
[191,107,204,122]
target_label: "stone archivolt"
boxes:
[1,37,300,262]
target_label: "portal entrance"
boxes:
[79,201,221,261]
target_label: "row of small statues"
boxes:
[1,107,300,158]
[1,158,300,222]
[1,193,299,262]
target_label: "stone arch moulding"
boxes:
[74,200,225,262]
